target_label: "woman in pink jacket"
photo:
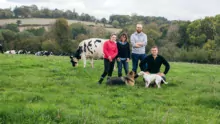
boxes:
[97,34,118,84]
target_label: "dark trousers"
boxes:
[101,58,115,78]
[117,59,129,77]
[132,53,147,73]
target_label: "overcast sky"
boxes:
[0,0,220,21]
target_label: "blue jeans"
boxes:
[117,59,129,77]
[132,53,147,73]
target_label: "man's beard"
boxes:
[137,30,141,33]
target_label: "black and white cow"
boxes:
[35,51,44,56]
[35,51,53,56]
[0,44,3,53]
[70,38,108,68]
[17,50,27,54]
[43,51,53,56]
[4,50,16,54]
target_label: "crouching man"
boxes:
[139,46,170,86]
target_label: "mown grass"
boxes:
[0,54,220,124]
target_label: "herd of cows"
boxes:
[1,38,108,67]
[2,49,53,56]
[0,44,64,56]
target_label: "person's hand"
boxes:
[126,58,130,62]
[138,42,144,45]
[117,58,120,62]
[108,56,112,62]
[157,72,165,77]
[135,42,144,47]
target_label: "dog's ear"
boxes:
[129,71,135,75]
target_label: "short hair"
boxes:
[120,33,128,41]
[151,46,158,49]
[136,24,143,28]
[110,33,117,37]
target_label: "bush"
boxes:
[41,39,61,54]
[25,27,46,36]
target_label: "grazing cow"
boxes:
[0,44,3,53]
[17,50,27,54]
[35,51,53,56]
[4,50,16,54]
[27,51,35,54]
[70,38,108,68]
[43,51,53,56]
[35,51,44,56]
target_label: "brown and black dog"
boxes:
[106,71,136,86]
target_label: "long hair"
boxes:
[119,33,128,41]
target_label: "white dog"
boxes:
[138,71,168,88]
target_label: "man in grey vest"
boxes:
[130,24,147,74]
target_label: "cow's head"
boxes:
[70,56,78,67]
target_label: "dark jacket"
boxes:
[139,54,170,74]
[116,41,130,59]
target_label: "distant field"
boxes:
[0,18,122,33]
[0,54,220,123]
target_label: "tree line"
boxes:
[119,15,220,64]
[0,5,97,22]
[0,18,111,55]
[1,4,220,63]
[0,5,170,27]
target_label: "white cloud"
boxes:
[0,0,220,21]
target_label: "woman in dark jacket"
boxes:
[116,33,130,77]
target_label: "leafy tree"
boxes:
[1,29,17,42]
[101,18,107,26]
[0,32,4,41]
[70,23,88,39]
[4,23,19,32]
[20,36,42,52]
[26,27,46,36]
[42,39,61,53]
[0,9,13,18]
[1,29,17,49]
[200,17,216,40]
[203,39,216,50]
[51,18,71,52]
[112,20,120,28]
[178,21,190,47]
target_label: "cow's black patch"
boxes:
[95,40,101,43]
[84,43,87,52]
[87,40,93,54]
[0,44,3,53]
[75,46,83,59]
[94,40,101,47]
[88,40,93,47]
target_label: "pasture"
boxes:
[0,18,122,33]
[0,54,220,123]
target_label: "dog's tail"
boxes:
[162,79,168,84]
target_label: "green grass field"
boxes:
[0,54,220,124]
